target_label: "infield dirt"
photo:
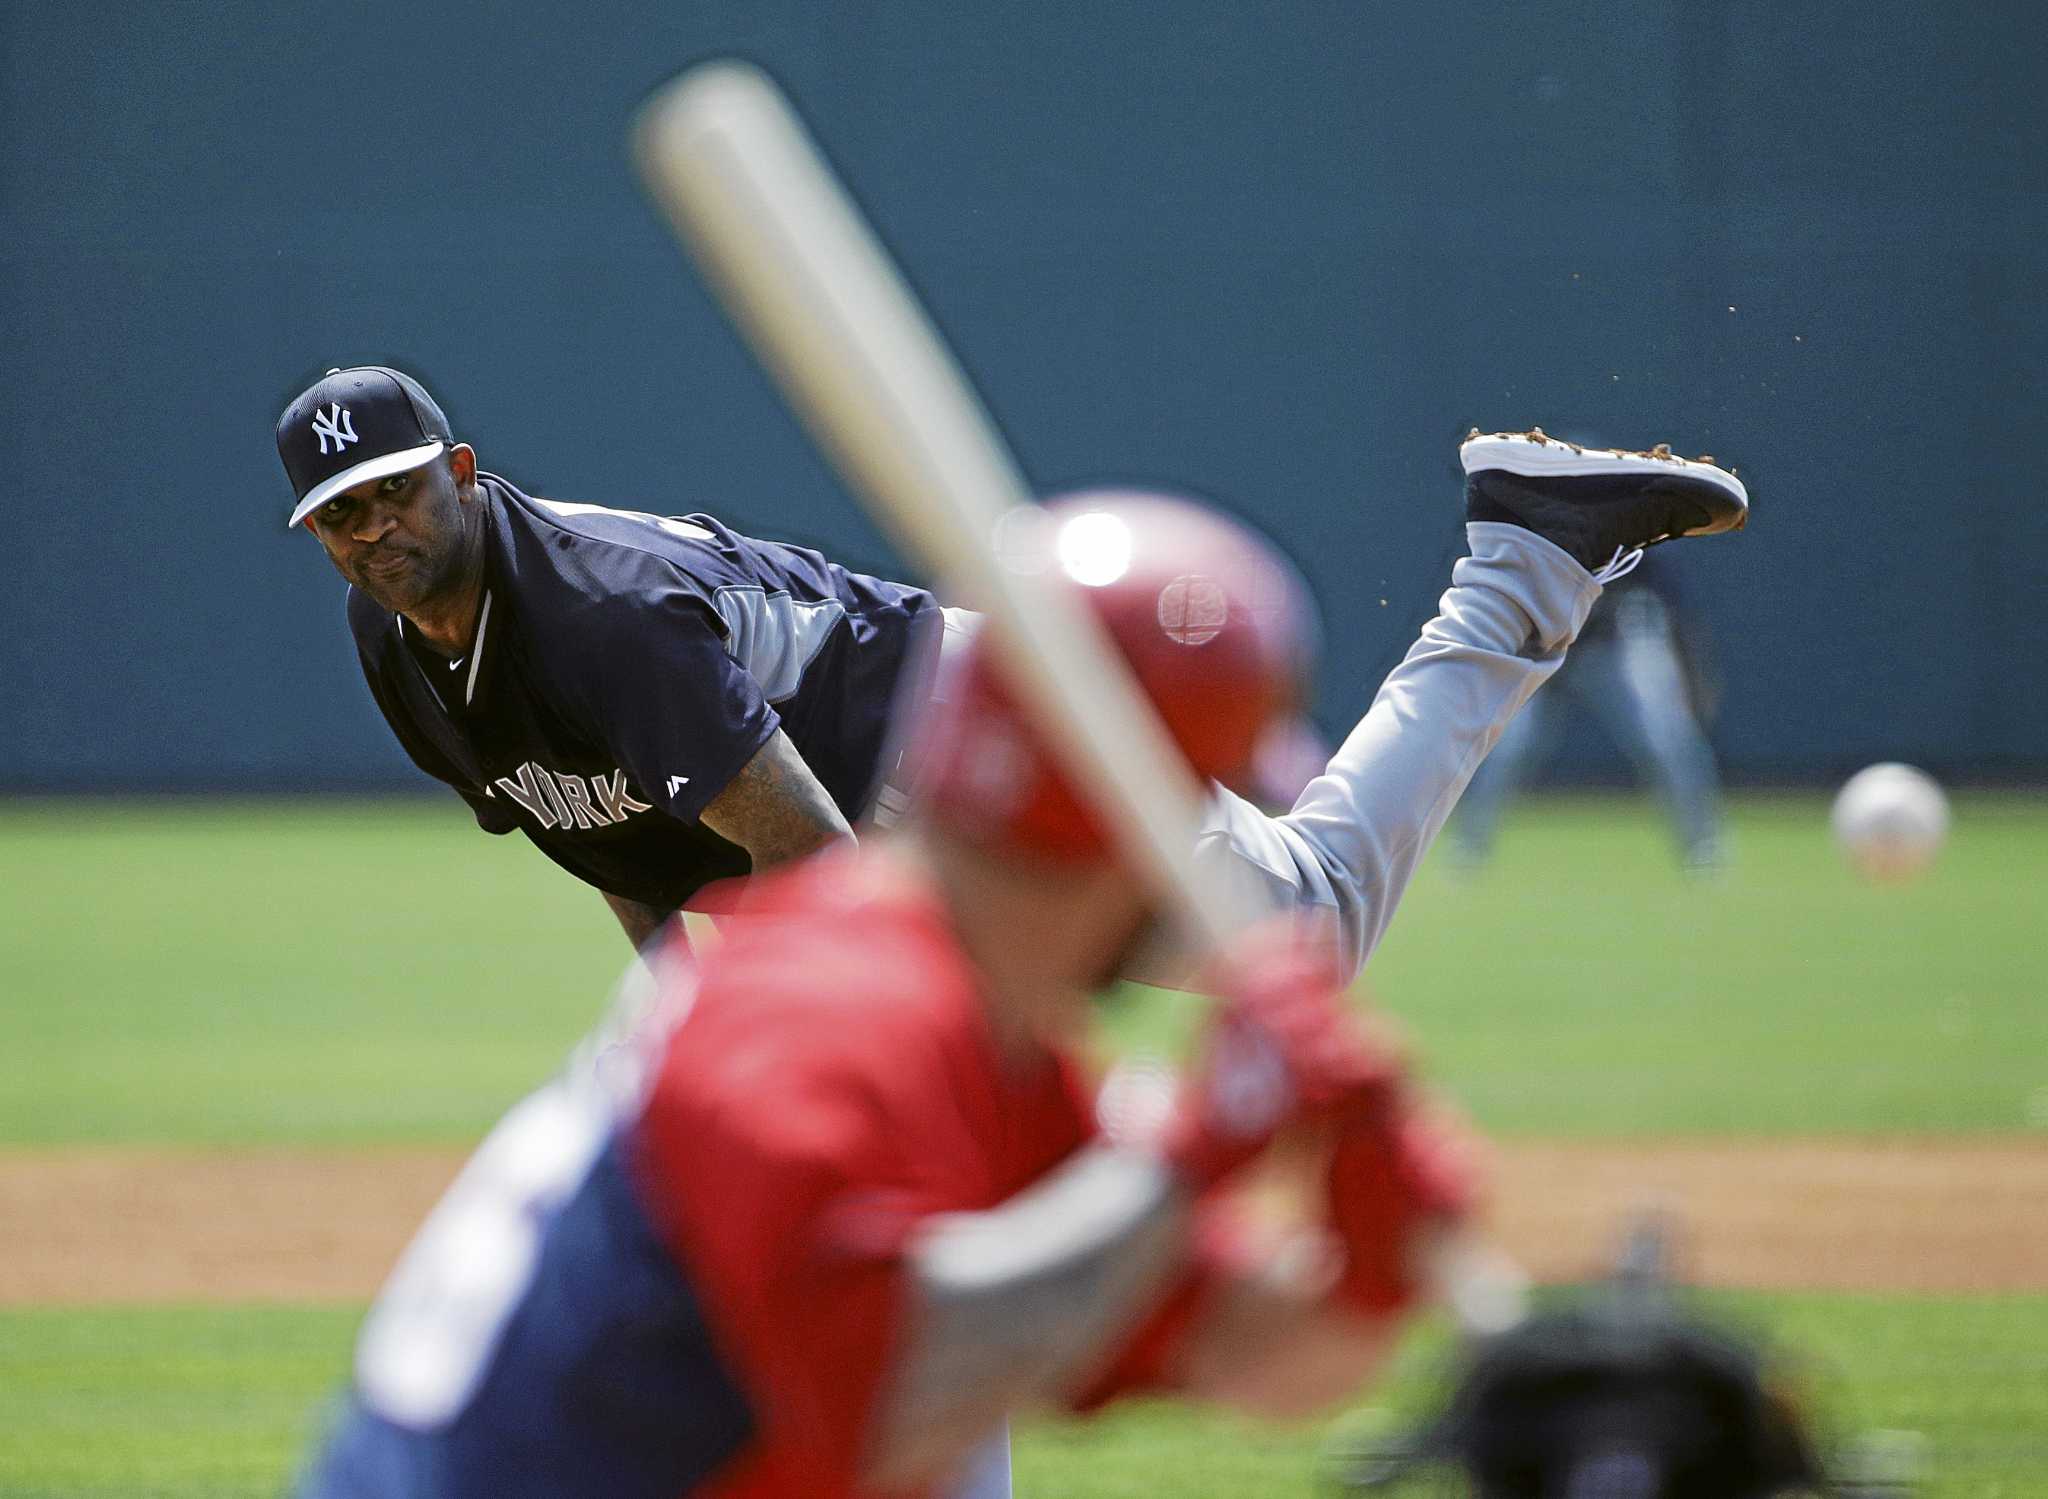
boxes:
[3,1139,2043,1306]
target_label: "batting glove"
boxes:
[1163,918,1405,1192]
[1324,1104,1480,1316]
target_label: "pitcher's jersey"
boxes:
[297,853,1098,1499]
[349,476,939,910]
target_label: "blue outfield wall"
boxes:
[3,1,2043,791]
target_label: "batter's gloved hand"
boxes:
[1324,1102,1480,1317]
[1163,919,1407,1192]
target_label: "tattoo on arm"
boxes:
[864,1147,1190,1488]
[697,728,855,870]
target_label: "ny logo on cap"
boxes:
[311,403,359,455]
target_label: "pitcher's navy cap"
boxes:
[277,366,452,527]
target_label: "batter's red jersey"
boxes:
[630,850,1100,1499]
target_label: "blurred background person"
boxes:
[1452,548,1729,875]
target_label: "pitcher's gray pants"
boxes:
[1135,521,1601,983]
[939,523,1597,1499]
[1453,586,1724,868]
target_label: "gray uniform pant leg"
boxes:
[1170,522,1601,980]
[1447,682,1550,862]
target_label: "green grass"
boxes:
[1105,791,2048,1136]
[1027,1291,2048,1498]
[1,793,2042,1496]
[1,793,2041,1142]
[1364,793,2048,1135]
[1,1295,2041,1497]
[0,801,622,1144]
[0,1305,360,1499]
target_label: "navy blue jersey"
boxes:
[349,476,938,911]
[300,1129,756,1499]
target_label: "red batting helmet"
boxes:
[919,489,1317,860]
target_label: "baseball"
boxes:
[1831,762,1950,882]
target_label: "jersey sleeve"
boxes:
[557,586,781,824]
[634,1032,928,1493]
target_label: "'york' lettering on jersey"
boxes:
[494,763,654,831]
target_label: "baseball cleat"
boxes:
[1461,428,1747,583]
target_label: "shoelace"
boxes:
[1589,545,1645,585]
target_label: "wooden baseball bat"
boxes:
[632,59,1526,1337]
[633,60,1232,950]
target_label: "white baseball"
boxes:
[1831,762,1950,882]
